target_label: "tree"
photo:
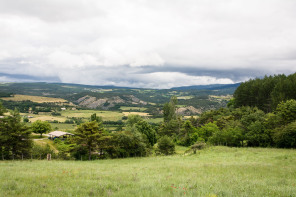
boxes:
[275,99,296,125]
[90,113,103,123]
[105,131,149,158]
[0,102,6,115]
[125,114,143,128]
[273,121,296,148]
[0,109,32,159]
[31,120,51,137]
[73,121,105,160]
[135,120,157,146]
[178,120,198,146]
[155,135,175,155]
[163,96,177,123]
[197,122,220,142]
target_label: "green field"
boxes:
[27,123,76,132]
[1,147,295,197]
[62,110,123,121]
[147,117,163,123]
[120,106,147,111]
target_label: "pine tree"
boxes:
[74,121,105,160]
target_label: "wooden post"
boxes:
[47,154,51,161]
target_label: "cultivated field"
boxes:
[62,110,123,122]
[1,94,68,103]
[120,106,147,111]
[1,147,295,197]
[122,112,151,117]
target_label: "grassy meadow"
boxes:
[1,94,68,103]
[1,146,296,197]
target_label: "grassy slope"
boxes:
[1,147,296,197]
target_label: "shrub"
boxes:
[191,142,207,154]
[155,135,175,155]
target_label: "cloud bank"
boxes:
[0,0,296,88]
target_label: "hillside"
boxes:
[0,82,236,116]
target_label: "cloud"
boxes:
[0,0,296,88]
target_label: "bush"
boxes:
[155,136,175,155]
[191,142,206,154]
[51,112,61,116]
[31,144,55,159]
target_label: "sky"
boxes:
[0,0,296,89]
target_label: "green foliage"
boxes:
[155,135,175,155]
[125,114,143,128]
[90,113,103,123]
[234,73,296,112]
[105,131,150,158]
[275,99,296,125]
[0,102,6,115]
[209,120,243,146]
[177,120,198,146]
[191,141,206,154]
[31,120,52,137]
[54,138,75,160]
[51,112,61,116]
[23,117,29,123]
[273,121,296,148]
[197,122,220,142]
[73,121,105,160]
[134,120,157,146]
[31,144,55,160]
[0,109,32,159]
[158,118,182,137]
[163,96,177,122]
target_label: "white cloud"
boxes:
[0,0,296,88]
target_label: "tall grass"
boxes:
[1,146,295,196]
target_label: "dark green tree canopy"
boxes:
[155,135,175,155]
[0,109,32,159]
[74,121,105,160]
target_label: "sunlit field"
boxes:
[1,146,295,197]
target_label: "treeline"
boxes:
[234,73,296,112]
[1,100,69,113]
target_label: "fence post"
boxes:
[47,154,51,161]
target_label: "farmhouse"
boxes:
[48,131,74,140]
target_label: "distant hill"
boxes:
[171,83,241,90]
[0,82,239,115]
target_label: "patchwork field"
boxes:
[29,115,67,123]
[0,147,295,197]
[62,110,123,121]
[1,94,68,103]
[20,109,162,132]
